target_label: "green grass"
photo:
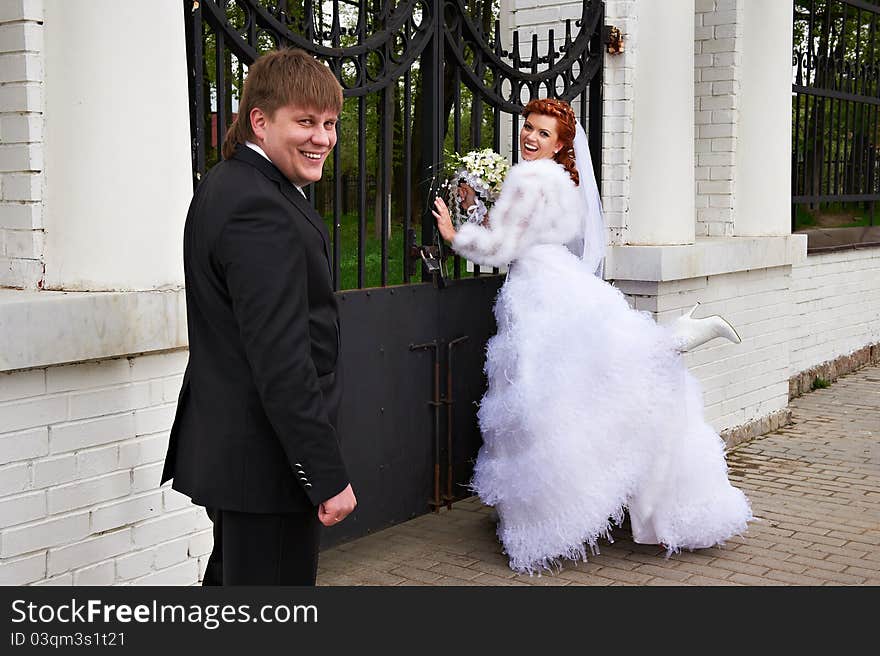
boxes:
[323,212,407,290]
[795,202,876,231]
[811,377,831,390]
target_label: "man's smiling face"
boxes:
[251,104,338,186]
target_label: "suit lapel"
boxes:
[278,183,332,269]
[232,146,332,272]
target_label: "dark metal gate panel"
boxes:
[323,276,502,545]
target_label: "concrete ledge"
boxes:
[0,289,187,372]
[721,408,792,451]
[606,234,808,282]
[789,342,880,400]
[799,226,880,254]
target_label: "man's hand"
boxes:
[318,483,357,527]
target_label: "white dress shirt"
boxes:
[245,141,306,197]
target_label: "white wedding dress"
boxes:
[452,158,753,574]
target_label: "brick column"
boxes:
[694,0,742,237]
[0,0,44,289]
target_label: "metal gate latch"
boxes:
[419,245,442,273]
[407,228,447,288]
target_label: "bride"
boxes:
[432,98,752,574]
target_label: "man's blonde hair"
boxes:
[222,48,343,160]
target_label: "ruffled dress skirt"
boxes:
[470,244,752,574]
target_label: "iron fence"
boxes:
[185,0,605,287]
[792,0,880,230]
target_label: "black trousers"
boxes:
[202,507,322,586]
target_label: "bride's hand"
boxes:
[432,196,457,243]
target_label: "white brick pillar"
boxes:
[0,0,45,289]
[41,0,191,290]
[627,0,695,245]
[601,0,635,246]
[694,0,743,237]
[734,0,793,236]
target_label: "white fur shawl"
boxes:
[452,158,582,268]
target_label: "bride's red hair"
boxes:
[522,98,579,186]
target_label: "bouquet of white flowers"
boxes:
[443,148,510,228]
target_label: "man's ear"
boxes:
[250,107,267,142]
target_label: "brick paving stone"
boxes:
[842,565,880,579]
[512,572,571,586]
[764,570,832,586]
[805,569,867,585]
[624,552,680,567]
[465,560,518,579]
[728,573,786,586]
[711,559,770,577]
[388,566,444,584]
[399,557,442,569]
[724,535,776,550]
[591,567,653,585]
[775,523,830,536]
[554,569,616,585]
[343,567,406,586]
[829,531,880,546]
[745,556,809,575]
[431,551,480,568]
[785,554,848,572]
[684,575,740,586]
[792,532,847,547]
[587,553,641,571]
[470,573,530,586]
[633,564,691,582]
[760,513,815,528]
[812,519,873,533]
[395,580,432,586]
[428,562,483,581]
[672,561,728,579]
[317,365,880,587]
[825,553,880,570]
[645,578,691,586]
[811,543,869,559]
[710,549,753,564]
[432,576,482,586]
[765,540,822,560]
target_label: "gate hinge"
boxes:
[603,25,624,55]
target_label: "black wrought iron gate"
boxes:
[184,0,605,546]
[792,0,880,231]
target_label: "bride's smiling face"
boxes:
[519,113,563,161]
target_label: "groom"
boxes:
[161,48,356,585]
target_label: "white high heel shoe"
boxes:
[671,302,742,352]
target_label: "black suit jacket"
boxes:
[161,145,349,513]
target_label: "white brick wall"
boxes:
[0,348,212,586]
[600,0,635,244]
[695,0,742,237]
[615,243,880,433]
[0,0,44,288]
[615,265,793,433]
[790,248,880,375]
[506,0,635,245]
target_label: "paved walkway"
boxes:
[318,365,880,586]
